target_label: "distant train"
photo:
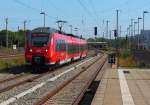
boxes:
[25,27,88,66]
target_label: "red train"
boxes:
[25,27,88,66]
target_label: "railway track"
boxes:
[0,57,92,94]
[0,53,105,105]
[34,54,107,105]
[0,55,100,94]
[0,61,78,94]
[0,74,24,84]
[0,73,47,93]
[0,51,99,88]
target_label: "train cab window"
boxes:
[31,34,50,47]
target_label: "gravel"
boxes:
[0,74,15,81]
[43,55,106,105]
[0,55,100,105]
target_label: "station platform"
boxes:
[91,68,150,105]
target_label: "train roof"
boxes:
[32,27,85,40]
[32,27,58,34]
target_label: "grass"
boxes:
[119,49,138,67]
[119,48,150,68]
[0,57,25,69]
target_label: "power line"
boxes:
[46,0,72,20]
[97,0,130,14]
[46,0,61,13]
[13,0,57,20]
[77,0,98,24]
[45,0,62,17]
[87,0,99,22]
[77,0,91,15]
[86,0,102,29]
[13,0,40,12]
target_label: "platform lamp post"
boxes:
[23,20,31,48]
[129,25,132,49]
[127,27,130,49]
[40,12,46,27]
[133,22,138,50]
[137,17,142,49]
[56,20,67,32]
[138,17,142,35]
[134,22,138,36]
[131,19,134,37]
[143,11,149,31]
[115,9,120,68]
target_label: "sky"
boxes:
[0,0,150,38]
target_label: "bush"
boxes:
[0,57,25,69]
[138,61,146,68]
[120,49,130,58]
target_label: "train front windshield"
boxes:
[31,34,49,47]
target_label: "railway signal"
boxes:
[126,35,128,41]
[94,26,97,36]
[114,29,117,37]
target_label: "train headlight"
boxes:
[45,49,48,52]
[29,49,32,52]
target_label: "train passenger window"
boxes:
[61,40,66,51]
[68,43,73,54]
[69,44,71,52]
[67,43,70,54]
[56,40,59,52]
[67,43,82,54]
[59,40,62,51]
[56,39,66,52]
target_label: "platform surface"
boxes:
[91,68,150,105]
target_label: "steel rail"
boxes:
[34,55,105,105]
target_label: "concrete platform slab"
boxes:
[91,68,150,105]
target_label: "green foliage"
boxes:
[0,57,25,69]
[120,49,130,59]
[0,30,31,47]
[87,38,95,42]
[87,37,128,49]
[138,61,146,68]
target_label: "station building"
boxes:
[87,42,108,50]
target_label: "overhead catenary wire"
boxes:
[97,0,130,14]
[87,0,100,23]
[46,0,96,35]
[13,0,57,20]
[13,0,40,13]
[12,0,99,35]
[77,0,98,24]
[45,0,74,25]
[45,0,62,16]
[87,0,102,29]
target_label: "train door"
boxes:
[65,40,68,60]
